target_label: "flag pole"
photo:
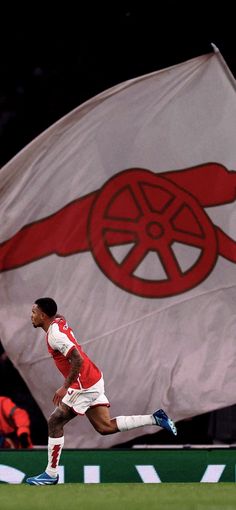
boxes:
[211,42,236,91]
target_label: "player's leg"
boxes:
[86,405,157,435]
[26,402,75,485]
[84,377,154,434]
[86,405,177,436]
[86,405,154,435]
[85,376,177,436]
[45,403,76,477]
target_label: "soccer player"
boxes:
[26,297,177,485]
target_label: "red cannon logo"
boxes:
[1,163,236,298]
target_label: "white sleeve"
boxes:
[48,323,75,357]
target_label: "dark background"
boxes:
[1,3,236,168]
[1,3,236,447]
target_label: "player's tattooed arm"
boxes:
[52,349,83,406]
[64,349,83,389]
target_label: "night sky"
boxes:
[1,3,236,168]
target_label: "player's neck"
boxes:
[43,317,56,332]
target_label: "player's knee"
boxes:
[97,426,109,435]
[95,423,114,435]
[48,409,65,432]
[48,413,58,426]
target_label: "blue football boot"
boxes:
[153,408,177,436]
[26,471,59,485]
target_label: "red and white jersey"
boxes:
[46,317,101,389]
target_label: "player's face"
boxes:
[31,304,44,328]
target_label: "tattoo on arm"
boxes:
[64,349,83,389]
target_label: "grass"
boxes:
[1,483,236,510]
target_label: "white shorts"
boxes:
[62,375,110,415]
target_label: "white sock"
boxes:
[46,436,64,477]
[116,415,155,432]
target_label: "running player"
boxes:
[26,297,177,485]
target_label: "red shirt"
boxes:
[46,318,101,389]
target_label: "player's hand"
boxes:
[53,386,67,406]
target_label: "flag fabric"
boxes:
[0,48,236,447]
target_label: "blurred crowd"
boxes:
[0,341,48,448]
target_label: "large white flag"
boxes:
[0,47,236,447]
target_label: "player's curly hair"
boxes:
[35,297,57,317]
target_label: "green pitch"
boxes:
[1,483,236,510]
